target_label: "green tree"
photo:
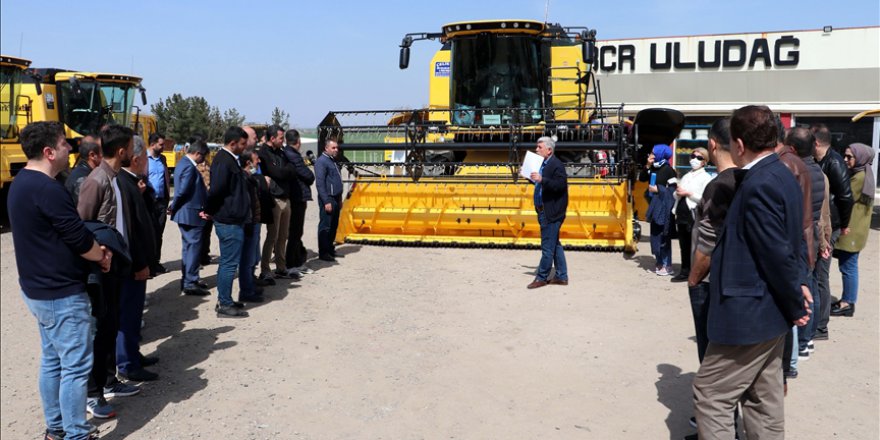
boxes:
[152,95,247,143]
[223,108,246,128]
[270,107,290,129]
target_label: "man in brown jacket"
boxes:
[77,125,136,419]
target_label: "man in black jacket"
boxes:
[527,136,569,289]
[115,136,159,383]
[205,127,251,318]
[65,139,102,205]
[811,124,854,339]
[283,129,316,273]
[257,125,300,280]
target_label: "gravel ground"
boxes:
[1,202,878,439]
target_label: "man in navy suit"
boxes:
[693,106,811,440]
[527,136,569,289]
[170,141,210,296]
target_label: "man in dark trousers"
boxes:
[115,136,159,383]
[10,121,112,440]
[527,136,569,289]
[693,105,811,440]
[146,132,171,275]
[811,124,853,340]
[205,127,251,318]
[283,129,315,273]
[170,141,211,296]
[315,139,343,262]
[258,125,299,280]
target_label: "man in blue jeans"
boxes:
[205,127,251,318]
[527,136,569,289]
[9,121,112,440]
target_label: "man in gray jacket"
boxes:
[315,139,343,262]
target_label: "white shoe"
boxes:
[296,266,315,275]
[285,268,303,278]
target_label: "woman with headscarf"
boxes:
[640,144,678,276]
[831,143,875,317]
[671,147,714,282]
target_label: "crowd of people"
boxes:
[638,109,873,439]
[9,121,346,439]
[7,107,875,439]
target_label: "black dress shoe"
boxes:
[671,273,689,282]
[182,286,211,296]
[195,280,209,289]
[830,303,855,317]
[319,255,337,262]
[119,368,159,382]
[154,264,168,274]
[139,355,159,367]
[217,304,249,318]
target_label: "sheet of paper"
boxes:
[520,151,544,180]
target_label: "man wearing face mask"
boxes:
[671,147,713,282]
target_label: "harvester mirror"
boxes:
[399,46,411,70]
[582,40,595,65]
[140,87,147,106]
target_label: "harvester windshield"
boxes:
[0,56,29,140]
[452,35,544,124]
[56,75,139,136]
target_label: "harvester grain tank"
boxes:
[318,20,683,252]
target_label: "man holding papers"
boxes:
[526,136,569,289]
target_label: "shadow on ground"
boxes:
[656,363,697,440]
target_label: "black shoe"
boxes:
[139,354,159,367]
[154,264,168,274]
[253,285,264,295]
[182,286,211,296]
[319,255,337,262]
[813,328,829,341]
[119,368,159,382]
[239,293,264,303]
[784,368,798,379]
[671,273,689,282]
[254,276,274,287]
[831,303,855,317]
[217,304,249,318]
[195,280,209,289]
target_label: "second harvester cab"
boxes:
[319,19,683,252]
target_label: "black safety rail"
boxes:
[318,105,629,152]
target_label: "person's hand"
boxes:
[134,267,150,281]
[166,208,172,216]
[137,179,146,193]
[324,203,333,213]
[793,285,813,326]
[529,172,541,183]
[99,246,113,273]
[820,247,831,260]
[648,185,658,193]
[841,227,850,235]
[675,187,690,197]
[199,211,212,220]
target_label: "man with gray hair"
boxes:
[527,136,569,289]
[114,135,159,383]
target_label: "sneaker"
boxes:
[217,304,249,318]
[656,267,672,276]
[274,268,301,280]
[86,396,116,419]
[798,348,810,360]
[807,341,815,353]
[814,328,829,341]
[118,367,159,382]
[688,416,697,428]
[257,272,276,286]
[104,381,141,397]
[295,265,315,275]
[784,368,799,379]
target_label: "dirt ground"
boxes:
[1,203,878,440]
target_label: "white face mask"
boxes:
[690,158,703,170]
[652,161,662,168]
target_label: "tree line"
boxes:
[150,94,290,143]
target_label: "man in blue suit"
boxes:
[527,136,568,289]
[693,106,811,440]
[169,141,211,296]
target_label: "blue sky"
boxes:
[2,0,878,128]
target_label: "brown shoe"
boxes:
[527,280,549,289]
[549,279,568,286]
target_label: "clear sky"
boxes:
[2,0,878,128]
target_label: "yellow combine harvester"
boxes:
[1,55,33,189]
[319,19,682,252]
[16,68,146,170]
